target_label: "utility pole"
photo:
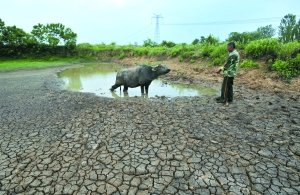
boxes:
[152,14,163,43]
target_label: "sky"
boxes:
[1,0,300,45]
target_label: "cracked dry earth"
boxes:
[0,68,300,195]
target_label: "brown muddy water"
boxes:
[58,63,218,98]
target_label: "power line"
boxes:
[162,15,300,26]
[122,25,153,44]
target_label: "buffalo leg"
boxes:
[110,84,121,91]
[145,85,149,94]
[141,86,145,94]
[123,86,128,93]
[145,82,151,94]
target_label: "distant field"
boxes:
[0,58,85,71]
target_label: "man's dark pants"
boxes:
[221,76,234,102]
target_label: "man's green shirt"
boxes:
[222,49,240,77]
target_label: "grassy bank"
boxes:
[1,39,299,80]
[76,40,300,80]
[0,57,92,71]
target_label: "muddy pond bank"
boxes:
[58,63,218,98]
[0,65,299,194]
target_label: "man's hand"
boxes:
[214,67,222,74]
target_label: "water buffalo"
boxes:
[110,64,170,94]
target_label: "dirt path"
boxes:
[0,64,299,194]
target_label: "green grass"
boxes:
[0,57,87,71]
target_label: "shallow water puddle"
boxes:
[58,63,218,98]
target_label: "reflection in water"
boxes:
[58,63,121,92]
[58,63,218,98]
[60,72,82,91]
[111,91,149,99]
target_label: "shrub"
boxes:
[147,47,167,57]
[160,40,176,48]
[272,60,292,79]
[245,38,280,59]
[143,39,157,47]
[180,51,195,60]
[210,44,227,66]
[76,43,93,50]
[118,52,126,59]
[174,44,199,61]
[278,41,300,60]
[212,58,224,66]
[288,54,300,77]
[240,59,259,68]
[200,45,214,57]
[272,54,300,79]
[201,35,220,45]
[167,44,187,58]
[190,59,196,64]
[133,47,148,56]
[168,46,181,57]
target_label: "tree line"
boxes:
[157,14,300,47]
[0,19,77,57]
[0,13,299,58]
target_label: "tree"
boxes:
[1,25,29,46]
[256,25,275,39]
[47,23,63,46]
[227,25,275,44]
[62,27,77,47]
[205,35,219,45]
[31,23,47,44]
[31,23,77,46]
[295,20,300,42]
[0,19,5,45]
[0,19,4,30]
[278,14,299,43]
[199,35,219,45]
[160,40,176,47]
[200,36,206,44]
[143,39,157,47]
[227,32,253,44]
[227,32,243,43]
[191,38,200,45]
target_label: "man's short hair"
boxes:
[227,42,236,49]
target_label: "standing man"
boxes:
[215,42,240,106]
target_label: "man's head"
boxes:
[227,42,236,52]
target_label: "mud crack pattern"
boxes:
[0,69,299,194]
